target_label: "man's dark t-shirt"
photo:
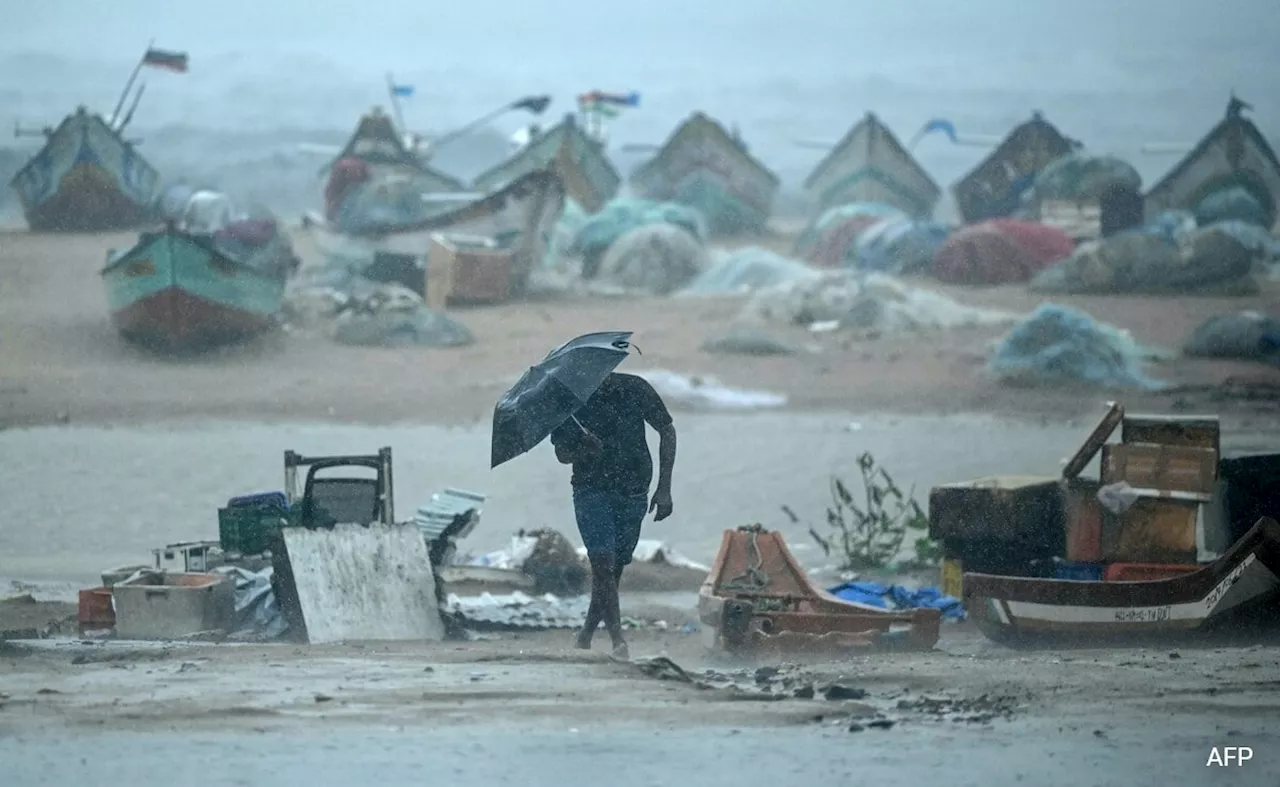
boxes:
[550,373,673,495]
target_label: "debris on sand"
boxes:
[894,693,1023,724]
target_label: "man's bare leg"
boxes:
[576,559,627,650]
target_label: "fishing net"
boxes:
[1194,186,1271,228]
[851,218,951,274]
[1031,153,1142,202]
[596,223,708,295]
[568,198,706,260]
[990,304,1169,390]
[676,247,820,297]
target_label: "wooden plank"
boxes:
[1101,442,1218,494]
[1062,402,1124,479]
[1102,498,1198,564]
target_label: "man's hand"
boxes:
[649,486,673,521]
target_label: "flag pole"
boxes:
[110,39,154,129]
[386,72,408,136]
[430,97,545,153]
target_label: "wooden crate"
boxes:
[928,476,1063,543]
[1121,415,1220,455]
[427,233,513,307]
[1061,477,1103,562]
[1102,498,1199,564]
[1100,442,1218,496]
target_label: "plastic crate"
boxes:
[218,493,289,555]
[1054,560,1104,582]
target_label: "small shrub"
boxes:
[782,451,939,571]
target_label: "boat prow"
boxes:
[629,112,780,237]
[802,112,941,221]
[951,111,1078,224]
[472,113,620,213]
[9,106,161,232]
[964,517,1280,648]
[698,524,941,658]
[101,224,291,351]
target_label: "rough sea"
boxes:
[2,0,1277,218]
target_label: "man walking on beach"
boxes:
[550,372,677,659]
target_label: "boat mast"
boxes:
[109,39,154,128]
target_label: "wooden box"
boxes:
[427,233,513,307]
[928,476,1063,543]
[1061,477,1103,562]
[1100,442,1218,496]
[1102,498,1198,564]
[1121,415,1220,455]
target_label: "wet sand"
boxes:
[2,229,1280,428]
[3,634,1279,786]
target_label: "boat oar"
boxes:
[1140,142,1195,155]
[617,143,661,154]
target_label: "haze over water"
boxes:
[2,0,1277,215]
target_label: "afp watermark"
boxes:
[1206,746,1253,767]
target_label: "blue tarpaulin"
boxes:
[827,581,966,622]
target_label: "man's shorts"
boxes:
[572,486,649,566]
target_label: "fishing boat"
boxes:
[305,168,566,298]
[963,517,1280,647]
[471,113,621,213]
[629,112,780,236]
[9,106,161,232]
[101,218,294,350]
[1143,96,1280,227]
[698,525,941,658]
[328,106,469,194]
[952,111,1078,224]
[802,112,941,221]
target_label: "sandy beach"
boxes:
[3,227,1280,786]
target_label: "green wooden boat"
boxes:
[101,224,290,350]
[471,113,620,212]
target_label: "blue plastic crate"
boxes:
[1054,560,1104,582]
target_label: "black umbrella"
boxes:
[490,331,636,469]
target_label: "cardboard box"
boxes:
[427,233,513,306]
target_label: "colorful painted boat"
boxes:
[803,112,941,220]
[963,517,1280,647]
[952,111,1078,224]
[101,225,291,350]
[471,113,620,212]
[9,106,161,232]
[306,169,566,298]
[629,112,780,236]
[1144,96,1280,227]
[698,525,940,658]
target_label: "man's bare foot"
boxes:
[574,629,593,650]
[610,641,630,661]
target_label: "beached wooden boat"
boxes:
[629,112,779,236]
[9,106,161,232]
[1144,97,1280,226]
[305,169,565,297]
[327,106,468,194]
[471,113,620,213]
[952,111,1078,224]
[802,112,941,220]
[101,225,291,350]
[698,525,940,658]
[964,517,1280,647]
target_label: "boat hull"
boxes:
[630,113,779,236]
[803,113,941,220]
[964,517,1280,647]
[10,108,161,232]
[952,114,1075,224]
[102,229,285,350]
[306,169,565,298]
[1143,104,1280,226]
[471,114,620,212]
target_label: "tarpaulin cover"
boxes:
[827,581,966,622]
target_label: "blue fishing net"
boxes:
[1194,186,1271,228]
[567,198,706,259]
[851,218,951,274]
[794,202,907,257]
[676,247,818,296]
[990,303,1168,390]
